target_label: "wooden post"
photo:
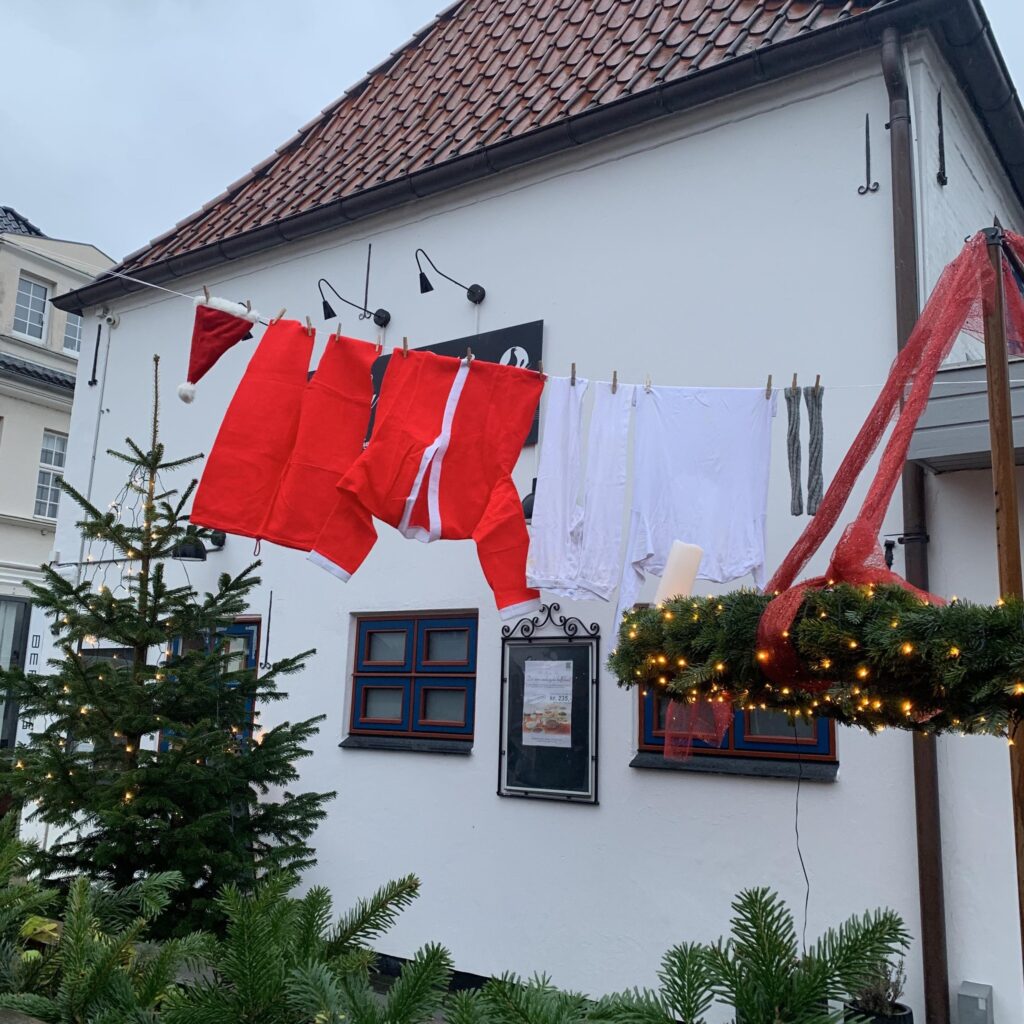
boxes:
[982,227,1024,958]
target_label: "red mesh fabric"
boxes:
[664,699,733,760]
[756,231,1024,684]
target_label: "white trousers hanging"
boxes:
[527,378,633,601]
[615,386,776,622]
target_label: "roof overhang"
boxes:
[54,0,1024,315]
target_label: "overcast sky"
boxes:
[3,0,1022,262]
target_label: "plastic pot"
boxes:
[844,1002,913,1023]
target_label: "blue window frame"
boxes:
[350,614,477,742]
[639,690,836,763]
[160,619,260,753]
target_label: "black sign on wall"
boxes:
[366,320,544,445]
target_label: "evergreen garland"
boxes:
[0,357,335,935]
[608,584,1024,736]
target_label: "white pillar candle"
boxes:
[653,541,704,604]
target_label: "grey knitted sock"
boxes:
[804,384,824,515]
[784,387,803,516]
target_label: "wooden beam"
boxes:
[982,228,1024,963]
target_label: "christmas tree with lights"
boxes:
[1,356,333,934]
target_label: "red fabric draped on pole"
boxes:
[664,231,1024,757]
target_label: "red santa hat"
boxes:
[178,296,260,403]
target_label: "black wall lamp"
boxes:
[415,248,485,304]
[318,278,391,328]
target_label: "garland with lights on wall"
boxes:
[608,230,1024,742]
[608,586,1024,736]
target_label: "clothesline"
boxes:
[12,237,1021,393]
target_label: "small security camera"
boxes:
[103,313,120,328]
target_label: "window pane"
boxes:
[425,629,468,663]
[35,469,61,518]
[14,277,48,339]
[364,688,404,721]
[747,709,814,740]
[423,688,465,723]
[64,314,82,353]
[40,431,66,469]
[224,636,249,674]
[655,698,668,731]
[367,630,406,662]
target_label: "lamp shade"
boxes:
[172,535,207,562]
[321,297,336,320]
[418,271,434,294]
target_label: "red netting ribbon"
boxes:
[665,231,1024,757]
[758,231,1024,685]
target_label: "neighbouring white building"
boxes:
[0,208,112,746]
[48,1,1024,1020]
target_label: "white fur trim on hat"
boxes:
[177,382,196,403]
[194,295,259,323]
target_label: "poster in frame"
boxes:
[498,603,599,803]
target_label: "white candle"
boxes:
[653,541,704,604]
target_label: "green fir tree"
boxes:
[1,356,334,934]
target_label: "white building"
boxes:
[0,208,112,745]
[51,1,1024,1020]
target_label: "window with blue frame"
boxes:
[638,690,836,764]
[159,618,260,753]
[350,613,477,744]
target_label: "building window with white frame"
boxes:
[13,275,49,341]
[63,313,83,355]
[35,431,67,519]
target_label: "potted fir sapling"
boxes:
[846,959,913,1023]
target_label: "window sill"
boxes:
[341,735,472,756]
[11,331,46,347]
[630,751,838,782]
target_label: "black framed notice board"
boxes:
[499,604,599,803]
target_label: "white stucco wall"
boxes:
[40,44,1024,1020]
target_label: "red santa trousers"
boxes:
[191,319,314,539]
[309,349,543,619]
[259,333,378,551]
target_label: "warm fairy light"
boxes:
[756,651,769,663]
[872,700,882,710]
[642,689,649,697]
[890,620,900,629]
[692,614,699,622]
[819,611,827,619]
[781,687,791,695]
[949,647,961,658]
[900,642,914,656]
[125,745,134,753]
[663,611,674,620]
[658,677,667,684]
[821,658,832,670]
[657,655,667,665]
[629,631,637,639]
[902,701,912,713]
[677,658,687,668]
[857,667,869,679]
[79,707,88,715]
[14,761,24,770]
[716,604,724,612]
[781,630,789,639]
[123,791,133,802]
[827,578,835,586]
[715,662,725,672]
[848,640,858,650]
[998,598,1006,606]
[1015,684,1024,696]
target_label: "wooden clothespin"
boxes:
[274,308,286,323]
[537,359,544,378]
[466,346,474,363]
[336,321,342,339]
[402,336,409,358]
[244,299,251,314]
[765,374,773,399]
[202,285,210,303]
[791,373,798,392]
[611,370,618,395]
[305,316,314,336]
[570,362,576,386]
[644,374,652,394]
[815,373,822,392]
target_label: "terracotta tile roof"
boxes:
[0,206,45,237]
[118,0,893,275]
